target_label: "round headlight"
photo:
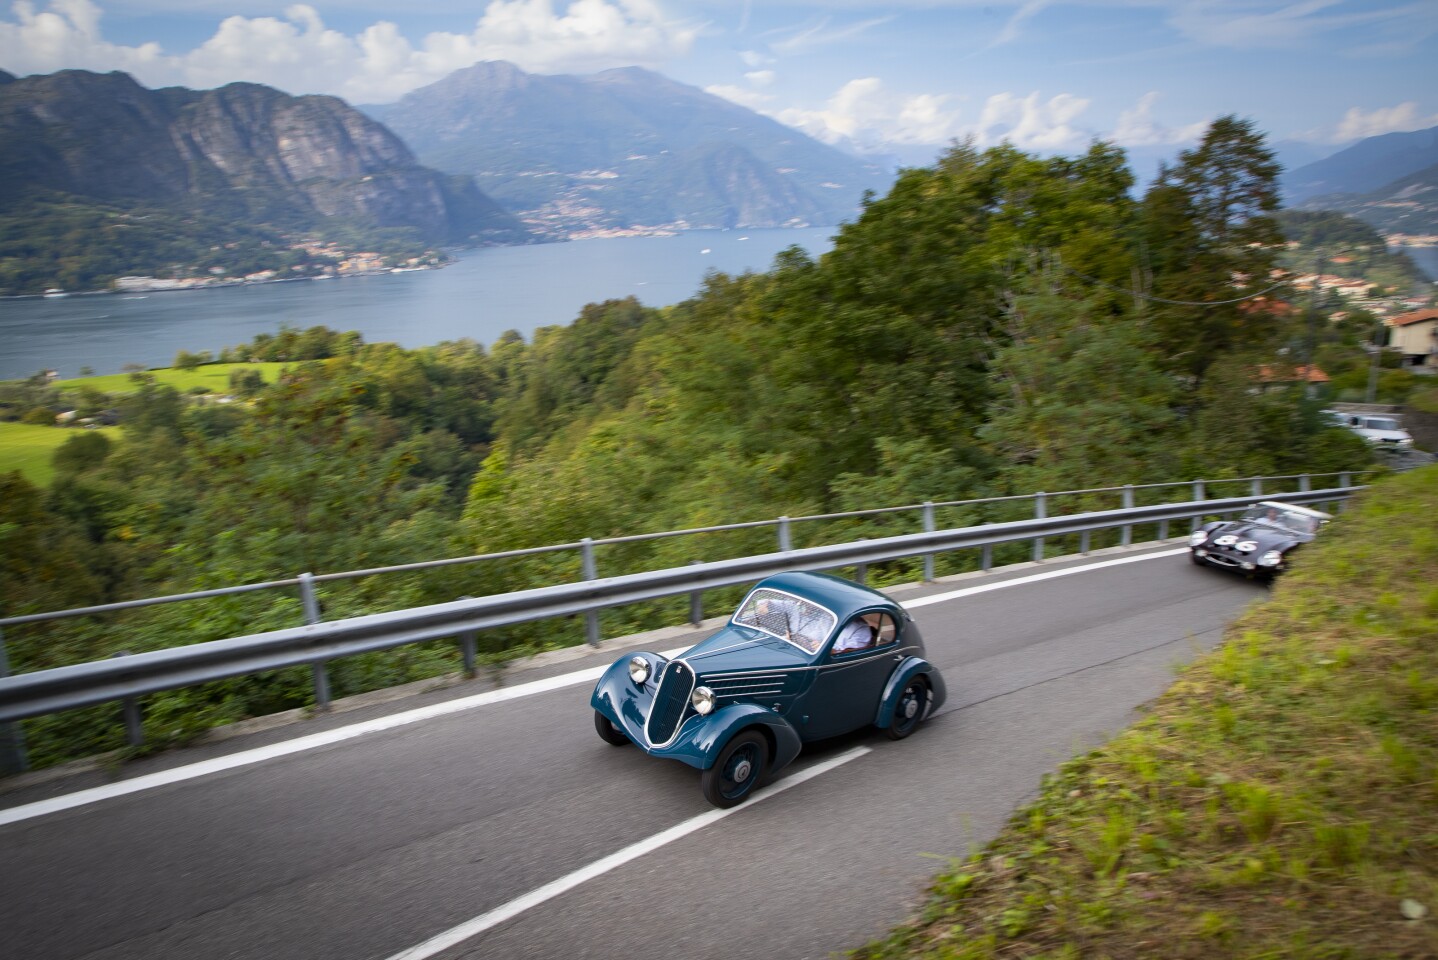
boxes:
[1189,530,1209,547]
[691,686,716,715]
[1259,549,1284,567]
[628,656,651,685]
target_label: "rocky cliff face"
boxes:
[0,70,528,244]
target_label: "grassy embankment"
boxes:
[857,466,1437,959]
[0,363,285,485]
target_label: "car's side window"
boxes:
[831,612,899,655]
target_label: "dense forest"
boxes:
[2,117,1418,767]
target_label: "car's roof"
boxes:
[1253,500,1332,520]
[751,570,899,616]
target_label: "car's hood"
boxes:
[679,624,813,675]
[1207,521,1303,549]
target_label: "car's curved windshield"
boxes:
[1362,417,1400,431]
[733,588,837,654]
[1241,505,1318,535]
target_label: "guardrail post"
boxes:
[1080,530,1090,555]
[1251,477,1263,497]
[981,539,992,572]
[298,573,331,712]
[581,539,601,646]
[0,627,28,775]
[1299,473,1311,493]
[111,651,144,747]
[459,630,478,679]
[689,561,704,625]
[777,517,792,552]
[1121,485,1134,547]
[1032,493,1046,563]
[1158,518,1169,540]
[922,502,936,582]
[1191,480,1205,532]
[1338,472,1352,512]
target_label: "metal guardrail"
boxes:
[0,471,1359,636]
[0,486,1357,746]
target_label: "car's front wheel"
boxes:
[594,710,630,746]
[701,730,769,808]
[886,676,930,740]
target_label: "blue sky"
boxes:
[2,0,1435,169]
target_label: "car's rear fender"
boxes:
[875,657,947,728]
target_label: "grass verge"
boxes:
[855,465,1437,959]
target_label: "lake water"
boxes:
[1398,245,1438,287]
[0,227,837,381]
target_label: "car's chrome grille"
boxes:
[646,660,695,745]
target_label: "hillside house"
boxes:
[1387,309,1438,370]
[1255,364,1329,393]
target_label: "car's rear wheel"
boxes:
[594,710,630,746]
[701,730,769,808]
[886,676,929,740]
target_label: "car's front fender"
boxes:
[591,651,667,740]
[682,703,804,775]
[875,657,947,729]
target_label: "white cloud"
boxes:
[744,69,775,87]
[771,77,967,151]
[765,14,894,56]
[1332,101,1438,141]
[990,0,1052,48]
[0,0,699,102]
[1110,91,1209,146]
[704,82,773,110]
[1167,0,1435,51]
[0,0,170,79]
[975,90,1090,150]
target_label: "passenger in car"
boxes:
[833,613,881,653]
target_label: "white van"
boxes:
[1327,411,1415,449]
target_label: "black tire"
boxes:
[885,676,930,741]
[700,730,769,808]
[594,709,630,746]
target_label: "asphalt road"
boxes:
[0,545,1271,960]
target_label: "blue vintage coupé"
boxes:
[590,571,947,807]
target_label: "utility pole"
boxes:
[1365,311,1386,404]
[1303,254,1323,399]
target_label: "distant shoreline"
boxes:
[0,263,449,303]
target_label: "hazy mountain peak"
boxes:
[1284,125,1438,205]
[368,61,892,236]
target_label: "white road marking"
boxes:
[0,547,1188,826]
[902,548,1190,609]
[382,746,873,960]
[0,665,613,827]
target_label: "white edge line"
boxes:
[901,547,1189,609]
[1,547,1188,827]
[382,745,873,960]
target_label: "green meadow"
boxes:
[0,363,284,485]
[57,362,287,394]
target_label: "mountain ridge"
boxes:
[363,61,892,236]
[0,69,528,245]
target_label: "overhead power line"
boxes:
[1060,263,1292,308]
